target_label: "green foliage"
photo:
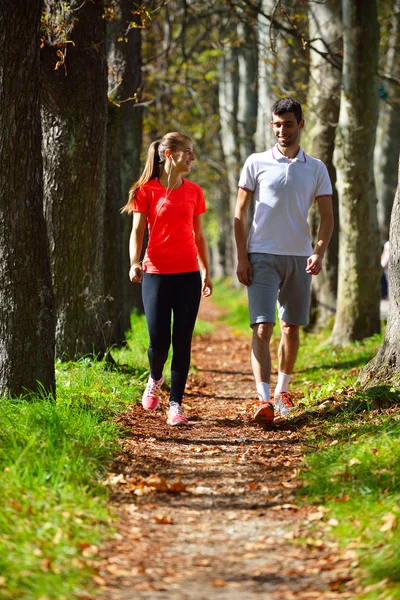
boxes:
[300,413,400,597]
[296,330,384,405]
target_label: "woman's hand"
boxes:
[202,273,213,297]
[129,262,143,283]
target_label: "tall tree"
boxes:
[374,1,400,243]
[41,0,109,359]
[359,156,400,384]
[0,0,55,395]
[331,0,381,345]
[303,0,342,326]
[106,0,144,345]
[219,14,259,275]
[256,0,276,152]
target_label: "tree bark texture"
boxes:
[237,21,258,164]
[106,0,143,345]
[0,0,55,396]
[256,0,309,150]
[374,0,400,243]
[219,17,258,277]
[331,0,381,345]
[359,156,400,386]
[41,0,108,359]
[218,43,240,277]
[255,0,276,151]
[304,0,342,326]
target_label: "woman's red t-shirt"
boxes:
[133,178,206,274]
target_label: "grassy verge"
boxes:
[212,278,400,598]
[0,313,150,599]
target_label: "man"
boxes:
[234,98,334,424]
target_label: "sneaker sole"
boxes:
[253,403,274,424]
[167,418,189,426]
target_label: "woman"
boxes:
[122,132,212,426]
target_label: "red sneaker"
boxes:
[253,399,274,424]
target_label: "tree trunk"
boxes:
[303,0,342,326]
[359,156,400,385]
[218,43,240,277]
[41,0,108,359]
[106,0,143,345]
[255,0,276,152]
[374,1,400,244]
[330,0,381,345]
[219,17,258,277]
[0,0,55,396]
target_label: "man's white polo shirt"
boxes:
[238,145,332,256]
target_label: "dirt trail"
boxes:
[98,301,359,600]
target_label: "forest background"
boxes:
[1,0,400,399]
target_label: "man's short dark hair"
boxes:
[272,98,303,123]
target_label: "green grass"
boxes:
[299,412,400,599]
[0,359,142,599]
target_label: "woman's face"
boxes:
[171,143,195,173]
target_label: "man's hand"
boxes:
[306,253,322,275]
[236,257,253,286]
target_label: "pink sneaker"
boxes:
[142,375,164,410]
[167,403,188,426]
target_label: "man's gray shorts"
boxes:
[247,253,311,327]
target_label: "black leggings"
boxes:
[142,271,202,405]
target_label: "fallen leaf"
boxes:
[380,512,397,532]
[145,474,169,492]
[362,578,389,593]
[212,579,225,587]
[270,503,300,511]
[348,458,361,467]
[154,514,173,524]
[307,511,325,521]
[168,479,187,493]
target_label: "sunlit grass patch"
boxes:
[299,407,400,597]
[296,330,383,405]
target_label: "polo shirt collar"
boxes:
[272,144,306,162]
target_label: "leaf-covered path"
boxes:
[98,302,359,600]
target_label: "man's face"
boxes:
[270,112,304,148]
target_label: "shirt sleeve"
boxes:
[194,186,206,216]
[315,162,333,199]
[132,186,149,213]
[238,155,257,191]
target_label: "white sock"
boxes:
[275,371,291,395]
[256,382,270,401]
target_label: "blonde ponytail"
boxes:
[122,132,191,214]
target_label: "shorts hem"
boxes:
[250,317,276,328]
